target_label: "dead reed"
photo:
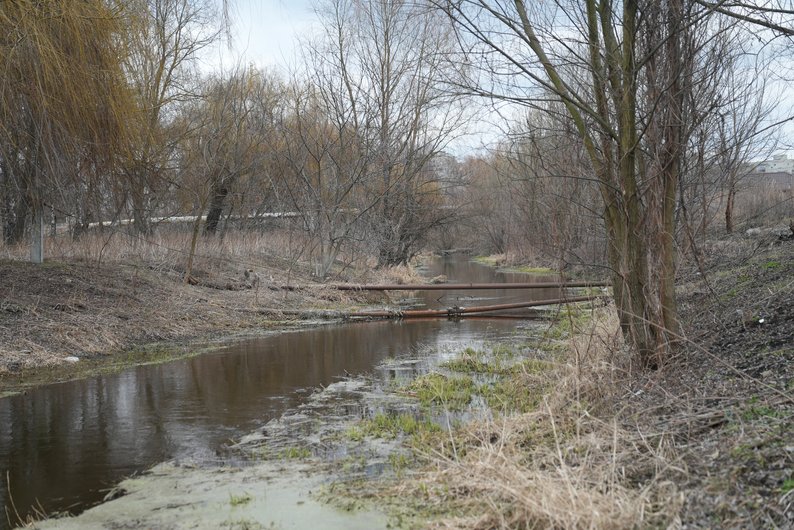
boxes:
[404,308,684,529]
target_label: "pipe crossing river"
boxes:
[278,280,610,291]
[0,256,606,529]
[345,294,606,319]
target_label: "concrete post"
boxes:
[31,207,44,264]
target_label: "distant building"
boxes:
[754,154,794,174]
[745,154,794,192]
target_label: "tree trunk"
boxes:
[5,196,29,245]
[184,213,202,283]
[131,182,151,235]
[725,186,736,234]
[608,220,677,370]
[204,183,228,235]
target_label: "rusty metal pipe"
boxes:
[345,294,603,319]
[279,281,610,291]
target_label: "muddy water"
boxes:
[0,257,557,528]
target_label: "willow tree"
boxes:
[176,66,268,281]
[0,0,132,255]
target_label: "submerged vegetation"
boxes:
[357,412,442,441]
[408,373,478,411]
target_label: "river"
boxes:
[0,256,558,528]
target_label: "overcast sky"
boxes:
[209,0,793,158]
[209,0,317,72]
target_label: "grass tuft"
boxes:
[359,412,441,439]
[228,492,252,506]
[408,372,477,411]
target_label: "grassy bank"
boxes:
[319,240,793,528]
[320,304,670,528]
[0,231,426,393]
[472,254,555,274]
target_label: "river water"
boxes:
[0,257,558,528]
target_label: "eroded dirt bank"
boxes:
[0,258,388,393]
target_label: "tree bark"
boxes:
[204,183,228,235]
[725,186,736,234]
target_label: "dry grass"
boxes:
[1,227,312,276]
[0,225,420,380]
[1,226,433,286]
[373,263,425,285]
[401,308,683,529]
[734,187,793,228]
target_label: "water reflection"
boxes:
[0,256,555,528]
[421,255,559,310]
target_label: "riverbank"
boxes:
[8,238,793,528]
[348,237,792,528]
[235,237,791,528]
[0,255,423,395]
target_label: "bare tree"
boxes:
[434,0,790,366]
[306,0,467,267]
[118,0,220,235]
[271,79,373,278]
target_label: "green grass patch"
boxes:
[721,288,739,301]
[409,372,476,410]
[517,358,555,374]
[472,256,556,274]
[442,353,550,377]
[280,446,312,459]
[741,404,780,421]
[763,260,781,270]
[441,355,517,376]
[388,453,412,475]
[480,374,547,414]
[472,255,503,266]
[359,412,441,439]
[490,344,517,358]
[545,305,592,340]
[346,425,365,442]
[441,356,494,374]
[782,478,794,493]
[504,265,555,274]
